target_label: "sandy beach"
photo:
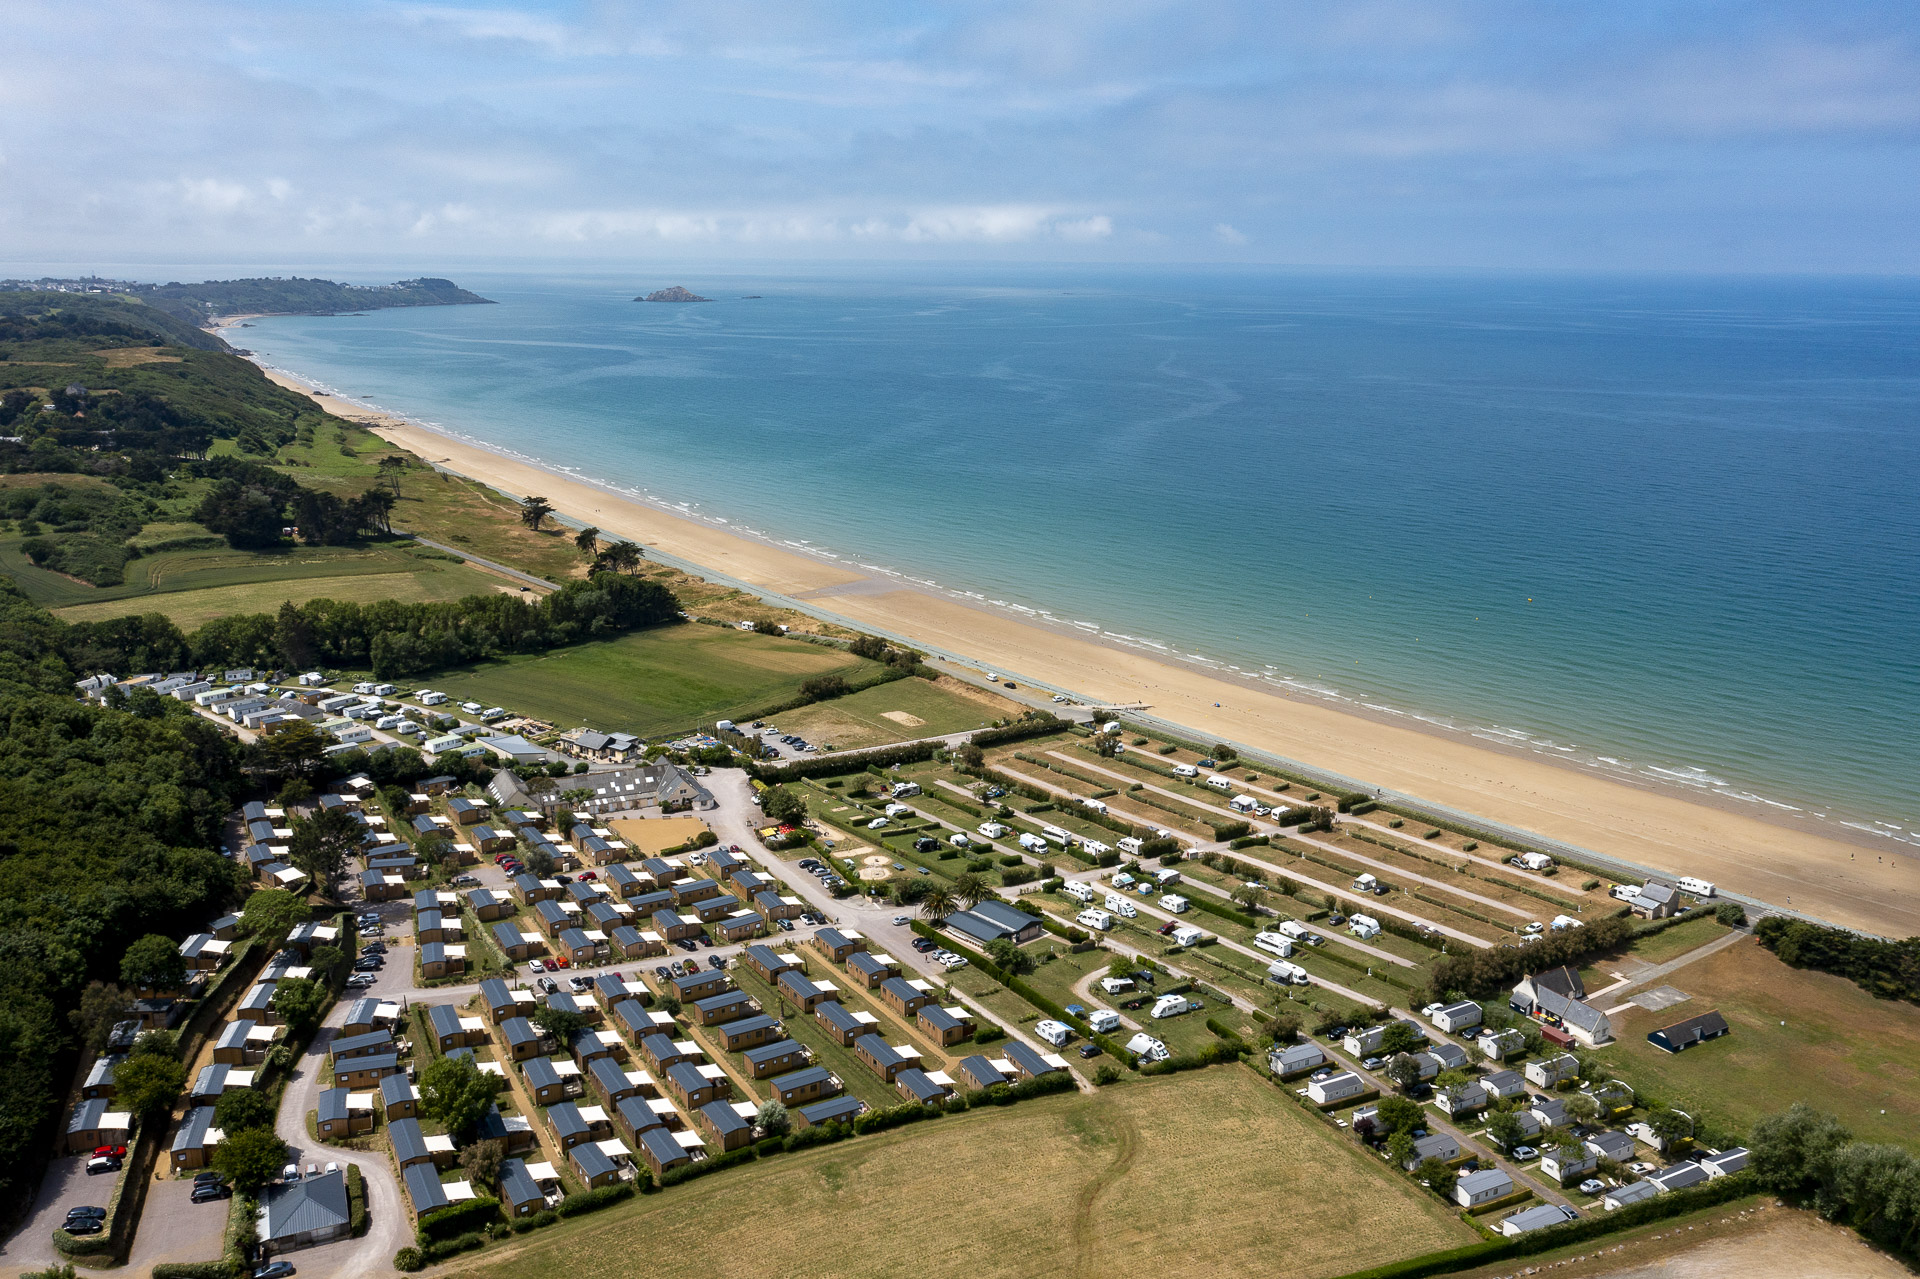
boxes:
[260,362,1918,938]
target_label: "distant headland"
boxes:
[637,286,711,303]
[0,274,493,326]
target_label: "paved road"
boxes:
[1596,929,1751,1011]
[0,1154,106,1271]
[124,1178,232,1272]
[407,535,554,592]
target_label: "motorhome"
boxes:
[1267,959,1310,985]
[1087,1009,1121,1033]
[1150,993,1190,1019]
[1081,840,1111,858]
[1116,837,1143,857]
[1076,909,1113,932]
[890,782,922,799]
[1019,833,1049,854]
[1254,931,1294,958]
[1033,1020,1072,1048]
[1102,894,1138,919]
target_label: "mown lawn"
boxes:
[1599,936,1920,1150]
[766,676,1005,750]
[412,623,879,738]
[443,1068,1474,1279]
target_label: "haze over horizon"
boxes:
[6,1,1919,274]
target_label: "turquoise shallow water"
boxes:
[233,266,1920,845]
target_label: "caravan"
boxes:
[1172,763,1199,779]
[1677,877,1716,899]
[1081,839,1111,859]
[1061,881,1095,904]
[1206,775,1234,793]
[1040,825,1070,847]
[1158,894,1189,913]
[1254,931,1295,959]
[1078,797,1109,816]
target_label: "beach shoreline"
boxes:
[244,345,1917,937]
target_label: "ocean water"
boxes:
[233,267,1920,845]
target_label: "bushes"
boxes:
[1094,1064,1122,1085]
[394,1248,425,1272]
[1209,820,1252,841]
[659,1146,759,1187]
[509,1209,558,1234]
[420,1234,487,1264]
[852,1102,942,1135]
[1229,834,1270,850]
[152,1263,238,1279]
[972,1025,1006,1045]
[1000,866,1038,886]
[781,1121,852,1153]
[347,1164,367,1236]
[419,1196,501,1243]
[1715,901,1748,927]
[1429,915,1632,998]
[557,1181,639,1214]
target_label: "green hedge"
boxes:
[153,1262,240,1279]
[347,1164,368,1236]
[1179,892,1259,930]
[852,1101,943,1135]
[419,1195,501,1242]
[1138,1041,1245,1075]
[557,1181,639,1214]
[659,1146,760,1187]
[509,1209,559,1234]
[970,716,1070,748]
[1328,1176,1759,1279]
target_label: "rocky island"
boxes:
[637,286,712,302]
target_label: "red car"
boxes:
[578,871,597,881]
[93,1145,127,1159]
[553,956,569,968]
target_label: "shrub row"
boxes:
[970,715,1071,748]
[1138,1040,1245,1075]
[658,1146,759,1187]
[558,1181,640,1215]
[419,1196,501,1243]
[153,1262,239,1279]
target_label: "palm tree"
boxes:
[519,495,554,531]
[918,886,956,922]
[949,873,987,912]
[574,525,600,556]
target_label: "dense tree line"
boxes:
[0,580,249,1216]
[1755,916,1920,1003]
[51,570,679,680]
[1427,914,1634,998]
[188,456,394,549]
[1751,1103,1920,1259]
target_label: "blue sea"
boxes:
[230,267,1920,846]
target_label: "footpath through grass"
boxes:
[443,1067,1473,1279]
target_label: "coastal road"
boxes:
[405,534,556,593]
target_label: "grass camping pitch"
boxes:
[416,623,879,739]
[1599,936,1920,1151]
[445,1068,1474,1279]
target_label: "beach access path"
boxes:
[279,386,1915,939]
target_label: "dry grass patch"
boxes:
[608,816,711,855]
[445,1068,1472,1279]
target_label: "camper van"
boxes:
[1677,877,1717,899]
[1267,959,1310,985]
[1103,893,1138,919]
[1150,993,1190,1019]
[1254,931,1295,958]
[1079,797,1109,816]
[1206,775,1235,793]
[1033,1019,1072,1048]
[1127,1032,1170,1062]
[1061,881,1095,904]
[1040,825,1070,847]
[978,822,1009,840]
[1172,763,1199,778]
[884,803,913,818]
[891,782,922,799]
[1077,909,1114,932]
[1158,894,1189,913]
[1019,833,1049,855]
[1116,837,1143,857]
[1087,1008,1121,1034]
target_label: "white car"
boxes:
[941,955,968,969]
[528,959,545,973]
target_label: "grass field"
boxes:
[767,676,1006,749]
[1599,936,1920,1150]
[446,1068,1474,1279]
[608,816,711,855]
[416,624,879,738]
[55,567,508,627]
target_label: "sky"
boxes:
[6,1,1920,272]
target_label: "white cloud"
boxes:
[1213,222,1247,244]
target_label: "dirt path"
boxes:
[1067,1100,1140,1279]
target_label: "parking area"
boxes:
[127,1177,232,1271]
[0,1154,112,1271]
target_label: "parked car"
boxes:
[1078,1044,1101,1058]
[63,1218,103,1235]
[892,916,909,926]
[776,919,794,931]
[1513,1145,1538,1161]
[345,974,376,988]
[653,966,672,981]
[707,956,726,970]
[578,871,598,881]
[253,1263,297,1279]
[528,960,545,973]
[537,977,559,994]
[281,1163,301,1183]
[191,1183,232,1203]
[85,1156,120,1176]
[65,1205,107,1220]
[92,1145,127,1159]
[1578,1179,1607,1195]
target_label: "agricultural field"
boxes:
[764,676,1009,749]
[446,1069,1474,1279]
[1597,936,1920,1150]
[413,623,879,738]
